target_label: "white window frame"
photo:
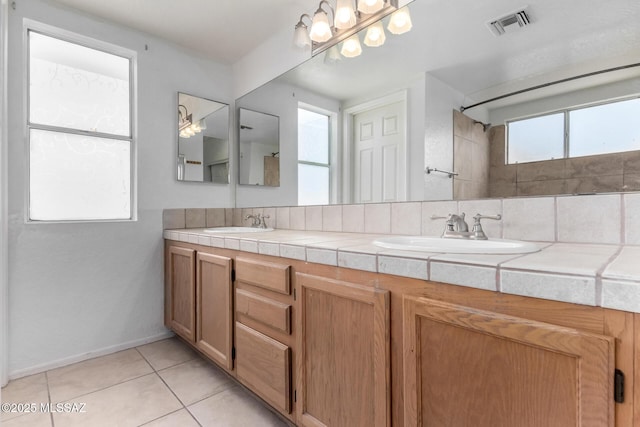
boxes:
[297,103,337,205]
[24,20,137,223]
[506,95,640,164]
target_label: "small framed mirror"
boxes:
[238,108,280,186]
[177,93,230,183]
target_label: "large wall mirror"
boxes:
[238,108,280,186]
[177,93,230,183]
[234,0,640,207]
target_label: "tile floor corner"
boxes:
[1,337,290,427]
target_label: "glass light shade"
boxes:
[341,34,362,58]
[364,21,386,47]
[293,23,311,48]
[310,10,332,42]
[324,45,342,64]
[358,0,384,14]
[387,7,412,34]
[335,0,357,29]
[198,118,207,131]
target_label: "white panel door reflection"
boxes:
[354,100,406,203]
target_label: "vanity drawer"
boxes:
[235,257,291,295]
[236,289,291,334]
[235,322,291,414]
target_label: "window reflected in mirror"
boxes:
[177,93,230,184]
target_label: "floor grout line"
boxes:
[44,371,55,427]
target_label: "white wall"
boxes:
[1,0,10,387]
[423,73,488,201]
[6,0,234,377]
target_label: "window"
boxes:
[507,97,640,164]
[28,30,134,221]
[298,108,330,205]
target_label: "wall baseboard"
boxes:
[8,330,174,381]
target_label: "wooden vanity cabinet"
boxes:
[165,242,233,371]
[165,241,637,427]
[195,252,233,370]
[165,245,196,341]
[403,293,618,427]
[234,257,294,418]
[295,272,391,427]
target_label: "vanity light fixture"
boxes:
[387,6,412,34]
[178,104,206,138]
[324,45,342,63]
[335,0,357,30]
[294,0,409,57]
[358,0,385,14]
[364,21,386,46]
[293,14,312,48]
[178,104,192,131]
[341,33,362,57]
[310,1,334,42]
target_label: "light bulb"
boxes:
[358,0,384,14]
[340,34,362,58]
[364,21,386,47]
[293,21,311,48]
[335,0,356,29]
[388,7,412,35]
[310,10,332,42]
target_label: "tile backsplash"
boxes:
[163,192,640,246]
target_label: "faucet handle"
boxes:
[471,213,502,240]
[260,215,270,228]
[472,213,501,223]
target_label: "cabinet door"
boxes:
[235,322,291,414]
[196,252,233,371]
[296,273,390,427]
[403,295,615,427]
[167,246,196,342]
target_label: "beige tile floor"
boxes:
[1,338,289,427]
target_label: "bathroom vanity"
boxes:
[164,227,639,427]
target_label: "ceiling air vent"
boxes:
[487,7,531,36]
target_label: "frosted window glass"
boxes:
[569,98,640,157]
[508,113,564,164]
[298,109,329,164]
[298,164,329,206]
[29,32,130,136]
[29,129,131,221]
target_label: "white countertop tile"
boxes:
[602,279,640,312]
[431,262,497,291]
[500,243,619,276]
[602,246,640,281]
[165,229,640,313]
[501,270,597,306]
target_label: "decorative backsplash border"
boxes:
[163,192,640,246]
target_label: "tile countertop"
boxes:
[163,228,640,314]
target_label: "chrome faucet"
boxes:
[431,213,501,240]
[244,213,270,229]
[244,214,261,227]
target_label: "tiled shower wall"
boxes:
[488,125,640,197]
[163,192,640,246]
[452,110,490,199]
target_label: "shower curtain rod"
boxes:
[459,62,640,112]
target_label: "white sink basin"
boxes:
[373,236,540,254]
[203,227,274,234]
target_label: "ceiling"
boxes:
[47,0,321,64]
[47,0,640,102]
